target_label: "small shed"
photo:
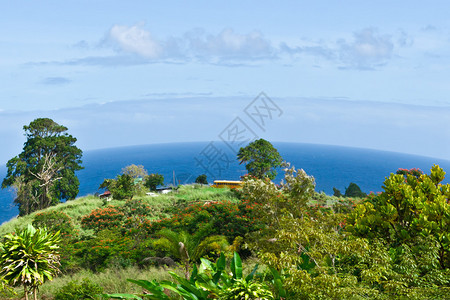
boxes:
[99,191,112,201]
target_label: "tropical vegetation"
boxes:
[0,225,60,300]
[0,136,449,299]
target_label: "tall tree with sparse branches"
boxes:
[2,118,83,216]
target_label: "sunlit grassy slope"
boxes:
[0,185,238,236]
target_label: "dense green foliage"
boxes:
[106,252,276,300]
[344,182,366,197]
[237,139,282,180]
[2,118,83,216]
[333,187,342,197]
[73,230,138,272]
[32,210,77,239]
[100,166,164,200]
[195,174,208,185]
[144,173,164,191]
[348,165,450,269]
[236,164,449,298]
[150,200,261,242]
[54,278,103,300]
[100,174,135,200]
[1,161,449,299]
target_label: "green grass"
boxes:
[1,259,264,300]
[0,265,178,300]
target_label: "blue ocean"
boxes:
[1,142,449,224]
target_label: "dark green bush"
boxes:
[74,229,135,272]
[144,173,164,191]
[32,210,77,239]
[54,278,103,300]
[344,182,366,198]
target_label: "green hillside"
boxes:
[0,165,449,299]
[0,185,242,299]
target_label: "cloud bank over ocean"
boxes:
[0,97,448,165]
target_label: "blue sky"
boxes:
[1,1,449,163]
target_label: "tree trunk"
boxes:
[24,285,28,300]
[33,287,37,300]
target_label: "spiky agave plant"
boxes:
[0,224,61,300]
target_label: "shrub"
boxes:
[344,182,366,198]
[120,198,153,218]
[0,225,60,300]
[144,173,164,191]
[330,196,360,214]
[149,200,262,242]
[195,174,208,185]
[74,229,135,272]
[396,167,423,178]
[122,216,153,241]
[104,252,280,300]
[54,278,103,300]
[99,174,135,200]
[33,211,82,274]
[219,278,274,300]
[81,206,124,232]
[32,210,77,239]
[0,277,16,298]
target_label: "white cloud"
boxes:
[278,28,404,70]
[41,26,413,70]
[108,24,163,59]
[279,42,335,60]
[184,28,275,60]
[105,24,275,63]
[338,28,394,69]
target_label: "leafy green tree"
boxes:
[195,174,208,185]
[244,164,450,298]
[144,173,164,191]
[242,164,379,298]
[347,165,450,268]
[344,182,366,198]
[333,187,342,197]
[99,174,135,200]
[121,164,148,179]
[237,139,282,180]
[2,118,83,216]
[122,164,148,195]
[0,225,60,300]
